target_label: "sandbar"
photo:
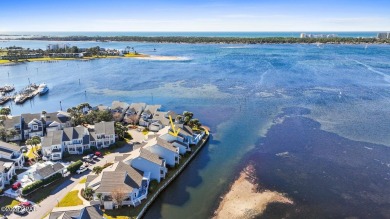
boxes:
[213,164,293,219]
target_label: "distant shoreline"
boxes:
[0,54,188,65]
[9,36,390,44]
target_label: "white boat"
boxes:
[37,83,49,95]
[14,95,22,103]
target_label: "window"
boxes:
[33,125,38,130]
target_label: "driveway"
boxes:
[7,145,133,219]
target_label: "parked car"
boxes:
[19,201,32,207]
[94,151,102,157]
[13,206,27,215]
[76,166,88,174]
[11,182,21,190]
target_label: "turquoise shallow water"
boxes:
[1,40,390,218]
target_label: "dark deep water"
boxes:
[248,107,390,218]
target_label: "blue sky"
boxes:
[1,0,389,32]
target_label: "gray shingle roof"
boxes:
[95,164,143,194]
[156,138,178,152]
[49,210,80,219]
[2,115,21,129]
[177,124,194,136]
[94,121,115,135]
[0,141,20,155]
[48,205,103,219]
[43,112,70,125]
[21,113,41,124]
[42,130,63,148]
[36,163,64,179]
[80,205,104,219]
[140,148,163,165]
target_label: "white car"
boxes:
[76,166,88,174]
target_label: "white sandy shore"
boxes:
[213,165,293,219]
[131,55,190,61]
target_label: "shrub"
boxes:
[90,146,97,152]
[22,180,44,195]
[148,180,159,192]
[0,189,3,195]
[67,160,83,174]
[102,162,113,169]
[63,151,70,158]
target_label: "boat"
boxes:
[14,94,22,104]
[0,85,15,93]
[0,96,11,105]
[37,83,49,95]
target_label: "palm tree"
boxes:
[96,193,103,207]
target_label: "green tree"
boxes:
[83,187,94,200]
[0,107,11,116]
[92,166,103,175]
[115,122,128,140]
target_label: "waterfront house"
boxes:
[144,137,180,167]
[41,121,115,160]
[176,124,205,145]
[147,110,178,132]
[111,101,129,122]
[2,115,23,141]
[62,126,90,155]
[0,158,16,190]
[159,133,191,155]
[0,141,24,169]
[32,162,65,181]
[89,121,115,149]
[124,148,167,183]
[0,141,24,190]
[21,113,44,140]
[42,111,72,133]
[91,161,150,209]
[124,102,146,124]
[41,130,63,160]
[139,105,161,127]
[48,205,104,219]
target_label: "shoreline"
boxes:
[212,164,293,219]
[8,36,390,45]
[0,54,187,65]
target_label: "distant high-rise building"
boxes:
[46,43,71,51]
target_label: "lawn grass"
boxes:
[103,208,136,219]
[57,190,83,207]
[25,177,67,203]
[124,53,148,58]
[79,178,87,184]
[0,60,11,64]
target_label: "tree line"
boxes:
[18,36,390,44]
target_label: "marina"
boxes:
[0,83,44,105]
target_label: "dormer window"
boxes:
[33,125,38,130]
